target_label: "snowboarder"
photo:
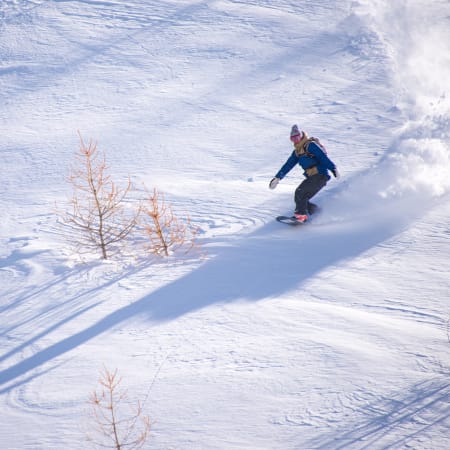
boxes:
[269,125,340,223]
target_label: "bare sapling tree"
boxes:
[141,187,199,256]
[62,133,139,259]
[88,367,151,450]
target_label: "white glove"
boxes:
[331,168,340,179]
[269,177,280,189]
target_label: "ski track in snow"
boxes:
[1,0,450,449]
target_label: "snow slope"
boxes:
[1,0,449,449]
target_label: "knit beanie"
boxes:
[290,124,302,140]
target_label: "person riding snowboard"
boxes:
[269,125,340,223]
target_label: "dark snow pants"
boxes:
[294,173,328,215]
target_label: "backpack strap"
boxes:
[295,137,322,158]
[295,137,323,177]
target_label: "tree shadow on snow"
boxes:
[0,202,414,390]
[305,378,450,449]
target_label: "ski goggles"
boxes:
[290,132,303,143]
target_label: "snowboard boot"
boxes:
[293,212,308,223]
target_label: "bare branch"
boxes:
[58,133,139,259]
[88,367,151,450]
[140,187,199,257]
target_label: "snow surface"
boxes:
[1,0,450,448]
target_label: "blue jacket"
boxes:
[275,141,336,180]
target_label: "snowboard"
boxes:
[276,204,320,226]
[276,215,307,226]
